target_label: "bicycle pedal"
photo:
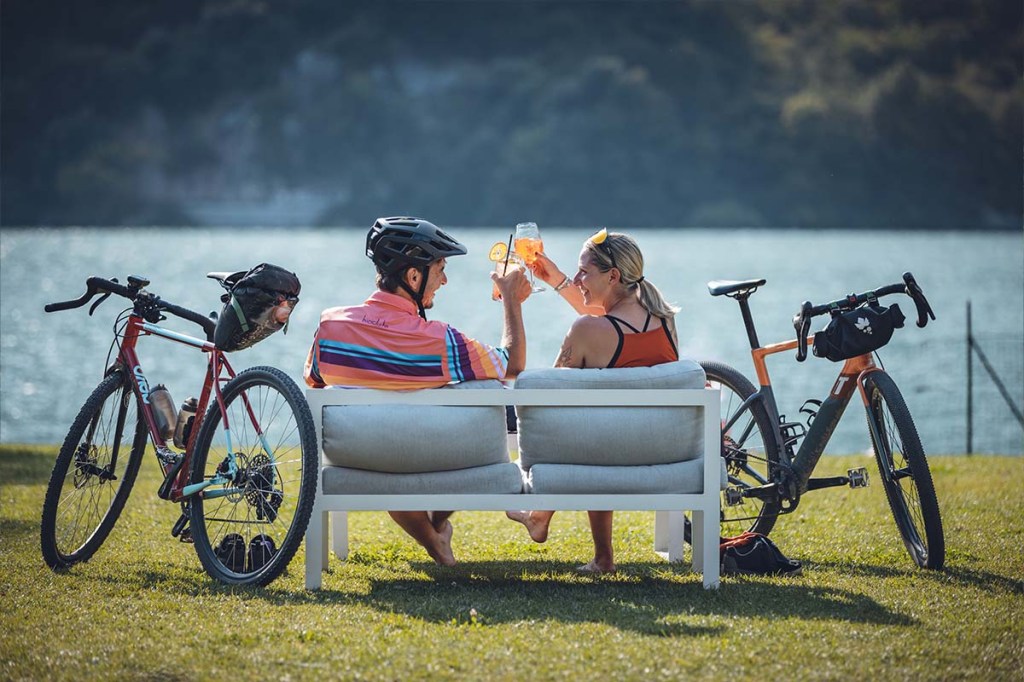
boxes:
[724,487,745,507]
[157,453,186,501]
[847,467,870,488]
[171,512,190,539]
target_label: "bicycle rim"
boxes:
[189,366,317,586]
[41,369,146,568]
[700,361,782,538]
[865,372,944,569]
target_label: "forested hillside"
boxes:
[2,0,1020,228]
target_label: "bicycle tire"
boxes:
[698,361,783,538]
[863,371,945,569]
[188,366,317,586]
[41,368,147,569]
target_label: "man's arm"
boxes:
[492,267,532,377]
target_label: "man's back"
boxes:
[305,290,509,390]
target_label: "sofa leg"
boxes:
[653,511,685,563]
[331,511,349,561]
[305,509,325,590]
[692,509,721,589]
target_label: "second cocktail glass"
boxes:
[514,222,545,293]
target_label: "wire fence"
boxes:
[964,321,1024,455]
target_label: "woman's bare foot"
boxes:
[430,520,456,567]
[505,510,550,543]
[427,511,453,533]
[576,559,616,575]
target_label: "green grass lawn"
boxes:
[2,445,1022,680]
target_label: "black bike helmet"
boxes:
[366,217,467,275]
[365,217,468,318]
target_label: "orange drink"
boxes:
[514,237,543,265]
[514,222,545,292]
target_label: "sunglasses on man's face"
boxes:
[590,228,618,271]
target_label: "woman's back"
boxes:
[604,312,677,368]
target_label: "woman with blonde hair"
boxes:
[507,229,679,573]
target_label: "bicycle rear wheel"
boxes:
[41,368,147,569]
[863,371,944,569]
[700,361,783,538]
[189,366,317,586]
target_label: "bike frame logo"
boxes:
[134,365,151,404]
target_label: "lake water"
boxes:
[1,227,1021,454]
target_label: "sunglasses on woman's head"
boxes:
[590,228,618,271]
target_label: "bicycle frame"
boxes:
[745,337,883,495]
[116,312,257,502]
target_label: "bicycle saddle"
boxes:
[207,271,247,288]
[707,278,767,297]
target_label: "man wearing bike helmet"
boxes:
[304,216,531,565]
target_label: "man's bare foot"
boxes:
[505,510,549,543]
[576,559,616,575]
[430,520,456,567]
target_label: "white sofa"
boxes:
[304,359,722,589]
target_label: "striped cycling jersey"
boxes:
[304,290,510,389]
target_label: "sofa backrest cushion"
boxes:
[514,360,706,469]
[321,380,509,473]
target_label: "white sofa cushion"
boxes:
[526,459,728,494]
[323,462,524,495]
[514,360,706,470]
[321,380,509,473]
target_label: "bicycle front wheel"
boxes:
[41,368,147,569]
[189,366,317,586]
[863,371,944,569]
[701,361,783,538]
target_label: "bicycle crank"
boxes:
[806,467,871,491]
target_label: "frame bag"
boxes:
[812,301,905,362]
[214,263,301,352]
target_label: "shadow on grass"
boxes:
[1,517,42,540]
[0,446,56,486]
[808,559,1024,596]
[88,558,913,637]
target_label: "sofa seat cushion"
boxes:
[322,462,524,495]
[514,360,706,470]
[526,459,728,494]
[321,380,508,473]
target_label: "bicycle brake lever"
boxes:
[794,301,813,362]
[903,272,935,328]
[88,292,112,316]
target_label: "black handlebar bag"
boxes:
[812,302,905,362]
[214,263,301,352]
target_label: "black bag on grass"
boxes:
[720,532,802,576]
[812,302,905,362]
[214,263,300,352]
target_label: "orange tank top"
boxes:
[605,313,679,368]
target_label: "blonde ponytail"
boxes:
[584,230,680,345]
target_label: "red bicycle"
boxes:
[40,274,317,586]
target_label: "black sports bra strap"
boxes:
[662,321,678,358]
[605,314,642,334]
[605,316,625,368]
[641,312,652,332]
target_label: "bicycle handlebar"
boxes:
[44,276,217,341]
[792,272,935,362]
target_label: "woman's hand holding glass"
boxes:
[526,251,569,289]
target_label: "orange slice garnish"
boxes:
[488,242,509,262]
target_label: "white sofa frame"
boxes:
[304,386,721,589]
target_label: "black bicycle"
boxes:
[697,272,943,569]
